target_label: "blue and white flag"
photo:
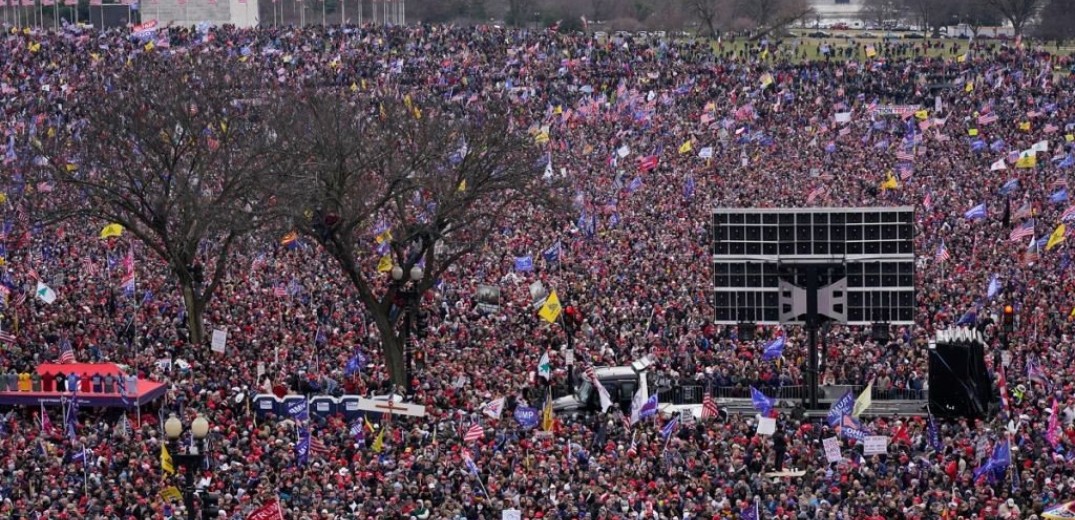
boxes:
[349,420,366,447]
[296,428,311,466]
[927,412,943,452]
[826,390,855,427]
[964,203,988,220]
[287,398,309,422]
[542,242,561,263]
[514,256,534,272]
[514,406,540,429]
[1051,188,1069,204]
[660,415,680,439]
[750,386,774,416]
[999,179,1019,196]
[762,336,785,361]
[987,275,1001,299]
[344,352,367,377]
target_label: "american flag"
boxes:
[273,285,286,298]
[838,126,851,137]
[310,436,331,457]
[922,193,933,210]
[895,149,914,162]
[0,329,14,344]
[978,113,998,125]
[701,392,719,420]
[935,240,950,263]
[58,340,75,364]
[463,424,484,443]
[806,185,827,204]
[1044,123,1059,134]
[1009,219,1036,241]
[898,163,914,181]
[1062,204,1075,221]
[626,435,638,457]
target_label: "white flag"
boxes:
[990,158,1007,171]
[536,351,552,381]
[35,282,57,304]
[482,397,505,420]
[628,386,646,425]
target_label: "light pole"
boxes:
[391,264,423,394]
[164,414,217,520]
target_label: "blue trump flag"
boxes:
[927,412,943,452]
[514,406,540,429]
[542,242,561,263]
[827,390,855,426]
[973,440,1011,482]
[750,386,774,416]
[762,335,785,361]
[287,398,309,422]
[740,502,759,520]
[999,179,1019,196]
[514,256,534,272]
[1051,188,1069,204]
[344,352,367,377]
[964,203,988,220]
[296,427,311,466]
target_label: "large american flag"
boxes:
[978,113,998,125]
[701,392,720,420]
[895,149,915,162]
[463,424,484,443]
[1009,219,1036,242]
[58,341,75,364]
[310,436,331,457]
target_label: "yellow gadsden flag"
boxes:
[538,291,563,324]
[161,444,175,475]
[1046,224,1067,251]
[159,486,182,502]
[99,223,124,239]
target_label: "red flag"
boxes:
[246,501,284,520]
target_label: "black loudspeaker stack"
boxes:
[928,327,995,420]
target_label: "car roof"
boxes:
[592,366,637,378]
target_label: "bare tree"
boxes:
[982,0,1044,35]
[1035,0,1075,41]
[26,54,275,345]
[948,0,1003,36]
[735,0,814,39]
[265,92,566,389]
[683,0,723,36]
[858,0,907,27]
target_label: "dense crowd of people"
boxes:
[1,20,1075,519]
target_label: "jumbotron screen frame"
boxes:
[711,207,916,326]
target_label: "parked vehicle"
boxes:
[551,363,709,419]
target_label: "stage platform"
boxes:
[0,363,168,408]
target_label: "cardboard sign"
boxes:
[210,329,227,353]
[823,436,842,463]
[863,435,889,455]
[757,417,776,436]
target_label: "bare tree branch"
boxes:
[265,91,568,387]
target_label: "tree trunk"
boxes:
[372,311,408,389]
[182,283,206,345]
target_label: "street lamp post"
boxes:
[164,414,213,520]
[391,264,423,394]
